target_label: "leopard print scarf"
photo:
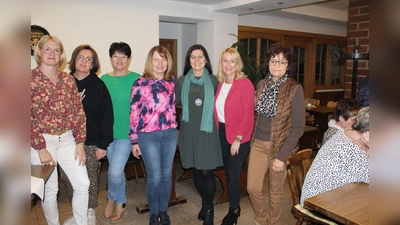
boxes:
[255,73,289,117]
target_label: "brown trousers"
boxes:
[247,139,287,225]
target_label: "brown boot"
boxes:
[103,199,115,219]
[109,203,127,221]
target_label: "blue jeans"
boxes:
[138,128,177,214]
[107,138,131,204]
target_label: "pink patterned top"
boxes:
[129,77,177,145]
[31,68,86,150]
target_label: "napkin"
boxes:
[31,176,45,201]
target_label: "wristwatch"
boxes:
[235,136,242,142]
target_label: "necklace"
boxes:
[115,76,123,84]
[193,84,203,106]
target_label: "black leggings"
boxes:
[192,168,216,205]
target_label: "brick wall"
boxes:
[345,0,369,98]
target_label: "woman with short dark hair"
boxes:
[101,42,141,221]
[247,44,305,225]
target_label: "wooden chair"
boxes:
[286,149,337,225]
[327,101,337,108]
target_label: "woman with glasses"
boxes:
[31,35,89,225]
[175,44,223,225]
[214,47,255,225]
[247,44,305,225]
[129,46,177,225]
[58,45,114,225]
[101,42,141,221]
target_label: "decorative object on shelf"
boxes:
[31,25,50,56]
[332,41,369,99]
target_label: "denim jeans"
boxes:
[138,128,177,214]
[31,130,89,225]
[106,138,132,204]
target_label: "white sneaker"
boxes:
[88,208,96,225]
[63,216,75,225]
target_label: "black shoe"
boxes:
[198,202,206,220]
[159,211,170,225]
[221,206,241,225]
[149,213,160,225]
[203,204,214,225]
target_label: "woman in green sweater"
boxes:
[101,42,141,221]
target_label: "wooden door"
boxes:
[159,39,178,79]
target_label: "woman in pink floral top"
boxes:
[31,35,89,225]
[129,46,177,225]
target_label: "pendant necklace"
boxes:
[193,84,203,106]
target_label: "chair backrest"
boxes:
[286,148,313,205]
[327,101,337,107]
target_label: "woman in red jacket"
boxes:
[214,47,255,225]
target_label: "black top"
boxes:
[73,72,114,150]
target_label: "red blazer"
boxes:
[214,78,255,144]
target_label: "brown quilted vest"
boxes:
[252,78,301,159]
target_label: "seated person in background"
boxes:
[300,107,369,205]
[322,98,361,146]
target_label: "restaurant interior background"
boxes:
[31,0,369,100]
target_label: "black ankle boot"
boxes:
[203,204,214,225]
[198,201,206,220]
[149,213,160,225]
[159,211,170,225]
[221,206,241,225]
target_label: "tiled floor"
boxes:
[31,161,297,225]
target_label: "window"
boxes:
[315,44,344,87]
[293,46,306,86]
[239,38,276,68]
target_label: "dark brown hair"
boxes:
[68,45,100,74]
[263,44,296,76]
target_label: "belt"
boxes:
[49,129,67,136]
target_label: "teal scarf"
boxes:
[181,68,214,133]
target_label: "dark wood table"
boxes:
[304,182,369,225]
[31,165,55,182]
[306,105,335,143]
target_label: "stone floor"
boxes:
[31,160,297,225]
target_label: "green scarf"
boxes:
[181,68,214,133]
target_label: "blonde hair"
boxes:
[216,47,246,83]
[142,45,174,81]
[34,35,66,68]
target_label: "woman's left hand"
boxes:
[75,144,86,166]
[272,159,285,173]
[230,141,241,156]
[96,148,107,160]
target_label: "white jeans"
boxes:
[31,130,89,225]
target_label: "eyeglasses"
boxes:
[77,55,93,62]
[269,60,288,66]
[112,54,128,60]
[41,46,61,55]
[190,55,205,60]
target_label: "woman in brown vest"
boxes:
[247,44,305,225]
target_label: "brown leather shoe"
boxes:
[109,203,127,221]
[103,199,115,219]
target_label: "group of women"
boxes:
[31,34,307,225]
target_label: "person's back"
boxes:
[301,130,369,205]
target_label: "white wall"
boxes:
[31,0,238,75]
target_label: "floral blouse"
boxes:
[129,77,177,145]
[31,68,86,150]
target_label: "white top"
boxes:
[216,83,232,123]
